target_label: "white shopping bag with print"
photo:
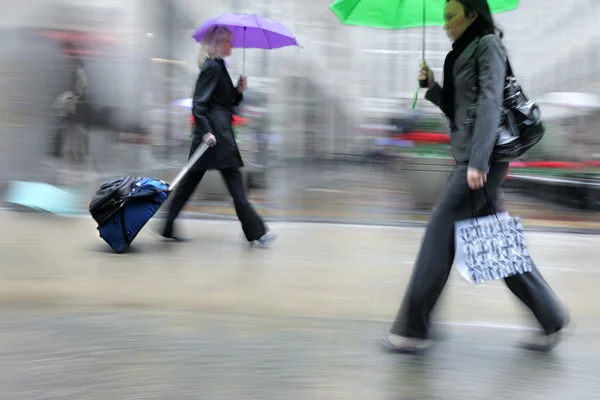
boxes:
[454,212,533,284]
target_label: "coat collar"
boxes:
[452,38,480,76]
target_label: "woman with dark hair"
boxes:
[381,0,569,353]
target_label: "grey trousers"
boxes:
[390,162,569,339]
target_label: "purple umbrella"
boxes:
[192,13,300,74]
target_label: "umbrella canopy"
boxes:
[192,13,299,49]
[329,0,519,30]
[329,0,519,109]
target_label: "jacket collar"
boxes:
[452,38,480,76]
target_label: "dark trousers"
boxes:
[51,120,68,158]
[390,163,569,339]
[163,168,266,241]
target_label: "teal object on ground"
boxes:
[6,181,82,215]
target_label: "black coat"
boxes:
[190,58,244,171]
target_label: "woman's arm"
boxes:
[469,35,507,173]
[192,63,220,135]
[232,90,243,108]
[425,83,453,118]
[425,83,443,108]
[420,63,447,112]
[232,76,246,107]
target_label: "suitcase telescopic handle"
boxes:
[168,142,209,193]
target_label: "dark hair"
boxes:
[447,0,504,39]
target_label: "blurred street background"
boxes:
[1,0,600,398]
[2,0,600,226]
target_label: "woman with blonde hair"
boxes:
[162,25,276,246]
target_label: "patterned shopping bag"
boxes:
[454,212,533,284]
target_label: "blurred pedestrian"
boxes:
[51,39,93,185]
[51,40,88,158]
[161,26,276,246]
[381,0,569,353]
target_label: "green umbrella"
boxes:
[328,0,519,107]
[329,0,519,30]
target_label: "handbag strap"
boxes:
[506,59,514,79]
[470,187,500,224]
[472,36,513,84]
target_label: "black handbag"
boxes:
[493,60,545,162]
[473,47,546,162]
[89,176,141,226]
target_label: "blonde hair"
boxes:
[197,26,232,68]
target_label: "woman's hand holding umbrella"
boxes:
[237,76,248,93]
[418,63,435,90]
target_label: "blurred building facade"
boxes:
[166,0,600,160]
[1,0,599,189]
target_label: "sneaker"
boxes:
[254,231,277,247]
[161,234,192,243]
[159,226,192,243]
[380,334,432,354]
[519,331,563,352]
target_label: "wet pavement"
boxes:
[0,211,600,398]
[0,306,598,400]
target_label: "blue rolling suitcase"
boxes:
[89,143,208,253]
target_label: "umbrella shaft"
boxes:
[242,26,246,76]
[422,0,426,61]
[422,27,425,61]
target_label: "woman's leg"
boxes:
[388,163,509,342]
[162,169,205,238]
[504,264,569,331]
[220,168,267,241]
[389,176,465,339]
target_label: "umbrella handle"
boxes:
[412,87,420,109]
